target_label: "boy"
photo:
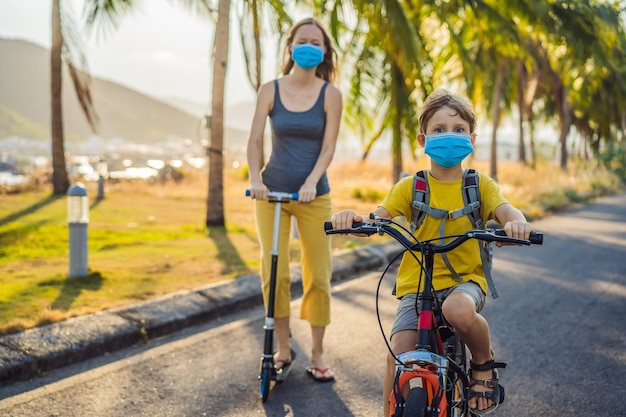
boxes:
[330,89,533,416]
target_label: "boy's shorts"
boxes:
[390,282,485,338]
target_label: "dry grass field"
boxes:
[0,158,621,335]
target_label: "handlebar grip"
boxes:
[494,229,543,245]
[324,221,364,231]
[245,189,299,200]
[529,232,543,245]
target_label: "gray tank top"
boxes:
[261,79,330,196]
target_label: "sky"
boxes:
[0,0,282,107]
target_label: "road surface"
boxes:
[1,193,625,416]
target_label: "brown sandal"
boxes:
[468,359,506,415]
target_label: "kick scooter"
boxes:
[246,189,298,402]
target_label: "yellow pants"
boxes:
[254,193,332,327]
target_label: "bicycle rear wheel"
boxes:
[404,387,428,416]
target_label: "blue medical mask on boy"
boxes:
[291,44,324,70]
[424,132,474,168]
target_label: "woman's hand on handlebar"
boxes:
[248,181,268,200]
[497,220,533,247]
[297,182,317,204]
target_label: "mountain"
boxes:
[0,38,250,148]
[165,96,256,132]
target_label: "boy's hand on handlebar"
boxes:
[331,210,364,233]
[498,220,533,247]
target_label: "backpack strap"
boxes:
[462,169,499,299]
[409,169,500,299]
[410,170,448,233]
[462,169,483,229]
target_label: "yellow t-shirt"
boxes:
[380,171,509,298]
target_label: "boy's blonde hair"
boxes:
[418,89,477,134]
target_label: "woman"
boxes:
[246,17,342,382]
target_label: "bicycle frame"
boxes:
[392,240,465,417]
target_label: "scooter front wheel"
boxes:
[259,362,273,402]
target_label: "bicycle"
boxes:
[324,215,543,416]
[246,190,299,402]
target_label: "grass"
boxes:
[0,158,622,335]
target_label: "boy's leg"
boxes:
[442,291,496,412]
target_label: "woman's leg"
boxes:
[310,325,332,377]
[292,194,333,371]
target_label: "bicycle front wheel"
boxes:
[404,387,428,416]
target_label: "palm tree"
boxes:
[237,0,293,91]
[176,0,295,227]
[312,0,428,183]
[205,0,231,227]
[511,0,626,170]
[50,0,100,194]
[49,0,140,196]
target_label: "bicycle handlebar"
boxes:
[323,220,543,254]
[245,189,299,200]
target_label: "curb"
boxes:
[0,241,403,386]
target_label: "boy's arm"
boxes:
[494,203,532,245]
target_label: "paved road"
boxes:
[1,193,625,416]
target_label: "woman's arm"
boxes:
[246,82,274,200]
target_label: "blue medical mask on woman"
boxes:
[424,132,474,168]
[291,44,324,70]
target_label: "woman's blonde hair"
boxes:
[280,17,338,83]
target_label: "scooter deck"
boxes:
[275,349,297,383]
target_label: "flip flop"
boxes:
[274,349,296,382]
[306,366,335,383]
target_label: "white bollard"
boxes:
[67,183,89,277]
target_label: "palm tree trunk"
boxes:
[206,0,230,227]
[558,96,572,171]
[549,71,571,171]
[490,62,507,181]
[51,0,69,194]
[252,0,261,91]
[528,113,537,169]
[391,64,403,183]
[516,60,527,165]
